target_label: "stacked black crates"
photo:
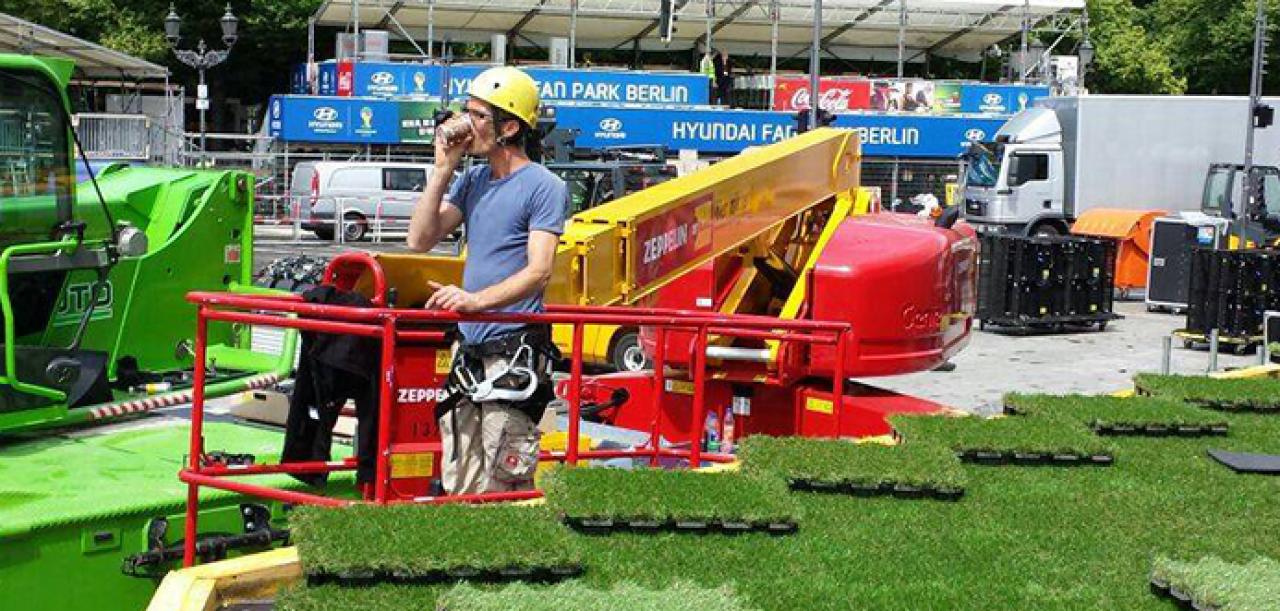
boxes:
[1186,248,1280,341]
[977,234,1119,332]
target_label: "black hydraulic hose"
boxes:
[68,118,119,248]
[69,268,109,350]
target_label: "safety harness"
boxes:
[435,325,561,460]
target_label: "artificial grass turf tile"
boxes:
[275,583,439,611]
[890,413,1117,463]
[738,435,966,499]
[291,504,581,583]
[276,581,756,611]
[1151,556,1280,610]
[1134,374,1280,412]
[556,410,1280,610]
[542,467,798,532]
[436,581,757,610]
[274,408,1280,609]
[1003,393,1229,435]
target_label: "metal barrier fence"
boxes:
[253,194,426,246]
[72,113,151,161]
[861,158,962,210]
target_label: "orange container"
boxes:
[1070,208,1167,293]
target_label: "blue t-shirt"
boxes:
[445,163,567,345]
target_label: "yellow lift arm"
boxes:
[370,128,859,309]
[548,128,859,306]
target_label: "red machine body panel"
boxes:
[640,212,978,379]
[805,213,978,377]
[386,342,451,498]
[571,372,949,444]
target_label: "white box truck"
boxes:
[960,95,1280,236]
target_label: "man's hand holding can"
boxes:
[434,113,473,170]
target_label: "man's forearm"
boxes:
[473,265,552,311]
[407,172,453,252]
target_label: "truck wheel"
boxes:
[342,213,368,242]
[1031,223,1061,237]
[610,331,649,372]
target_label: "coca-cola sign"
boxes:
[773,77,870,112]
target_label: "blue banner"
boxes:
[268,96,399,144]
[556,106,795,153]
[960,84,1050,115]
[337,62,710,105]
[556,106,1008,157]
[268,95,1008,157]
[832,114,1007,157]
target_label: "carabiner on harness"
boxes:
[467,344,539,403]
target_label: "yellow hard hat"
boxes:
[468,66,540,128]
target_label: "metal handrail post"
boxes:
[649,327,667,467]
[567,322,585,465]
[182,307,209,567]
[687,325,709,468]
[374,316,398,501]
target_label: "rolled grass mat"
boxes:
[1150,556,1280,610]
[738,435,966,499]
[436,581,758,611]
[542,467,798,532]
[291,504,580,583]
[1134,374,1280,412]
[890,413,1117,464]
[1003,393,1229,435]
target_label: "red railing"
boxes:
[178,255,850,566]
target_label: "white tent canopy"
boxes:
[0,12,169,79]
[312,0,1085,63]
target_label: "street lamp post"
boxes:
[1077,37,1094,91]
[1077,10,1094,92]
[165,3,238,163]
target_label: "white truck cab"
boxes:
[963,107,1067,236]
[962,95,1280,237]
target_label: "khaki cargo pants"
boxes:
[439,352,542,495]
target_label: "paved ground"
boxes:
[874,301,1263,415]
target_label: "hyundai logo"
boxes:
[370,71,395,85]
[313,107,339,121]
[598,118,623,132]
[982,93,1004,106]
[965,129,986,142]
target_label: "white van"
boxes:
[290,161,435,241]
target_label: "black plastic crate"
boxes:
[978,234,1119,332]
[1186,248,1280,339]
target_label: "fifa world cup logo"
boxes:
[360,106,374,129]
[413,71,427,92]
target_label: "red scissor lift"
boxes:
[178,253,863,566]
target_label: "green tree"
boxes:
[0,0,321,122]
[1145,0,1280,94]
[1085,0,1186,94]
